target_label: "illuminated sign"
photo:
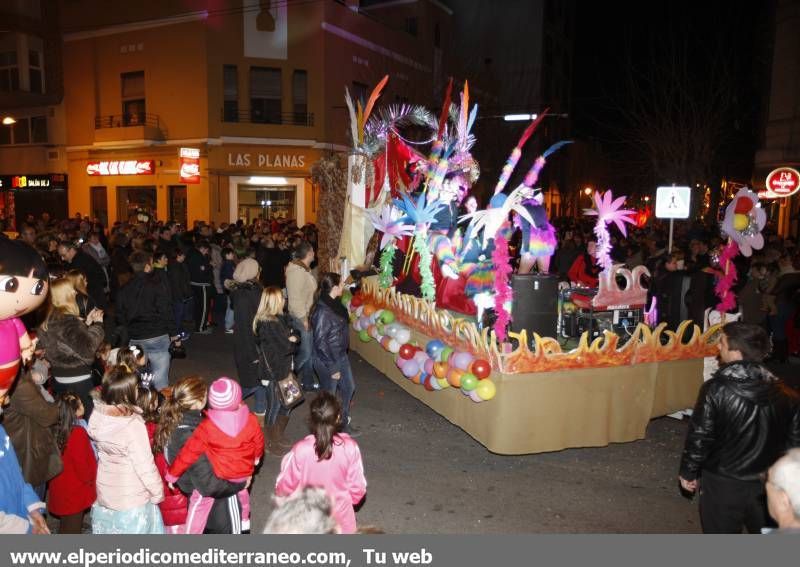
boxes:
[0,174,67,190]
[227,152,306,168]
[655,186,691,219]
[86,160,155,176]
[762,167,800,199]
[179,148,200,184]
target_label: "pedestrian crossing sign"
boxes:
[655,186,691,219]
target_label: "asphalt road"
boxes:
[171,329,715,534]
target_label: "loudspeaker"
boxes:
[511,274,559,337]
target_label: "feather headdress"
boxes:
[394,191,446,230]
[369,206,415,249]
[493,111,548,195]
[460,185,535,248]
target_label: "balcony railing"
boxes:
[221,109,314,127]
[94,113,161,129]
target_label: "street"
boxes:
[172,330,707,534]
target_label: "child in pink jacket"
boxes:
[275,392,366,534]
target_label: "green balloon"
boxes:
[460,373,478,391]
[380,310,396,324]
[358,329,371,342]
[440,346,454,363]
[342,290,353,304]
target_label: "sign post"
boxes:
[655,186,691,252]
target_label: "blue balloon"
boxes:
[426,339,445,359]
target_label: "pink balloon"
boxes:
[401,360,420,378]
[413,351,429,365]
[423,358,435,375]
[469,390,483,403]
[452,351,474,371]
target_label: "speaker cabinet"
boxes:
[510,274,559,337]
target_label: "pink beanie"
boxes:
[208,377,242,411]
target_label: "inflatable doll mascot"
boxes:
[0,238,50,392]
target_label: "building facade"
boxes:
[55,0,452,228]
[754,0,800,237]
[0,0,68,230]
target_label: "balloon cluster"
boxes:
[342,291,497,402]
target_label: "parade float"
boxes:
[316,77,730,455]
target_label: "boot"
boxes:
[265,423,289,457]
[254,413,265,429]
[275,415,293,449]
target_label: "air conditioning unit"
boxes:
[46,148,60,161]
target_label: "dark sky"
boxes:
[570,0,773,192]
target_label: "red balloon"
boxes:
[423,376,436,391]
[734,198,753,214]
[398,343,416,360]
[351,294,364,308]
[470,359,491,380]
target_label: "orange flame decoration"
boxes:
[358,278,721,373]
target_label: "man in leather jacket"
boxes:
[679,322,800,533]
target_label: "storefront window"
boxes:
[237,185,295,224]
[117,186,156,223]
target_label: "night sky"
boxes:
[571,0,772,195]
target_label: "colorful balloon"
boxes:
[446,368,464,388]
[470,359,491,380]
[398,343,416,360]
[388,339,401,354]
[380,310,395,324]
[363,304,376,317]
[451,351,474,371]
[358,329,371,342]
[475,379,496,401]
[460,373,478,391]
[410,372,422,385]
[401,360,420,378]
[440,346,454,363]
[423,358,435,375]
[469,390,483,403]
[423,375,436,391]
[433,362,448,379]
[351,294,363,308]
[436,378,450,389]
[395,328,412,345]
[426,339,445,359]
[342,290,352,304]
[412,350,428,365]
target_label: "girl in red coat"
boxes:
[48,393,97,533]
[165,377,264,533]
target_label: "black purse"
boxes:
[255,342,303,409]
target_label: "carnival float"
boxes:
[311,77,763,455]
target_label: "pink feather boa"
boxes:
[492,235,513,342]
[714,240,739,312]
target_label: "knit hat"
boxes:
[208,377,242,411]
[233,258,260,283]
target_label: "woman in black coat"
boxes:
[310,272,356,434]
[253,286,297,455]
[225,259,264,417]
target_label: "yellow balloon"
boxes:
[475,379,497,401]
[733,214,749,231]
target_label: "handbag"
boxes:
[255,342,304,409]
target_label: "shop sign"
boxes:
[227,152,306,169]
[86,160,155,176]
[762,167,800,199]
[0,173,67,190]
[179,148,200,184]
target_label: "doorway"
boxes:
[90,186,108,227]
[168,185,187,226]
[117,186,156,223]
[236,185,296,224]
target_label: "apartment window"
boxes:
[405,17,418,37]
[250,67,281,124]
[292,70,307,124]
[28,49,43,93]
[0,125,10,145]
[121,71,145,125]
[12,118,29,144]
[0,50,19,93]
[30,116,47,143]
[223,65,238,122]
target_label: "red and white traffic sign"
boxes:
[764,167,800,198]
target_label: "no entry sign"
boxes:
[765,167,800,198]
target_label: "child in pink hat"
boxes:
[166,377,264,533]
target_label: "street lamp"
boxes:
[583,187,592,196]
[504,113,538,122]
[644,196,650,203]
[1,116,16,125]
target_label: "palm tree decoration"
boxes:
[583,190,636,272]
[460,185,536,249]
[369,206,415,288]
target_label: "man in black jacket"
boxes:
[186,240,213,334]
[679,322,800,533]
[58,240,108,309]
[115,251,177,390]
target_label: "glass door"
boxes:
[168,185,187,226]
[117,186,157,223]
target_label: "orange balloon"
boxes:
[433,362,448,379]
[411,372,422,385]
[447,367,464,388]
[363,304,376,316]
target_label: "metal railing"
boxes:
[221,109,314,126]
[94,113,161,129]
